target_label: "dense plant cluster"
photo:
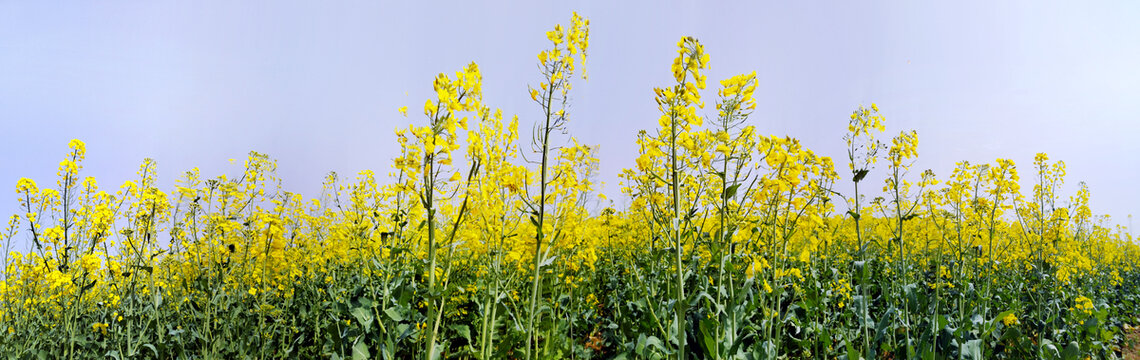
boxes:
[3,13,1138,359]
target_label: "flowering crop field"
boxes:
[3,13,1139,360]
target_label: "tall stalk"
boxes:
[526,80,556,358]
[844,104,884,357]
[523,14,588,358]
[649,36,709,359]
[408,63,483,359]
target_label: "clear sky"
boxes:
[2,1,1138,235]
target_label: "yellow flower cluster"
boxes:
[832,278,853,309]
[887,130,918,167]
[1001,312,1019,326]
[532,12,589,104]
[845,104,886,173]
[1072,295,1095,315]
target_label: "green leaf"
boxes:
[970,313,984,329]
[999,327,1022,343]
[153,290,163,307]
[1039,340,1059,359]
[352,340,371,360]
[357,296,373,308]
[351,307,373,333]
[698,316,718,355]
[755,340,777,360]
[1060,341,1079,360]
[538,255,558,269]
[449,324,472,343]
[846,338,860,360]
[636,334,666,356]
[429,341,443,360]
[384,307,405,322]
[644,335,665,352]
[79,280,97,295]
[142,344,159,358]
[723,183,741,200]
[960,339,983,360]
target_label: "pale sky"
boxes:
[2,1,1138,237]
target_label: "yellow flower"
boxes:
[398,106,408,116]
[1001,313,1019,326]
[16,178,37,194]
[68,139,86,156]
[1073,295,1094,315]
[79,253,102,273]
[58,159,79,176]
